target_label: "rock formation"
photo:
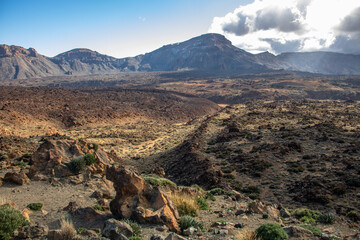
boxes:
[29,139,112,180]
[106,165,180,233]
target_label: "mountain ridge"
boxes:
[1,33,360,81]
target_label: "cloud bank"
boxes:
[209,0,360,54]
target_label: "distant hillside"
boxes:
[1,34,360,81]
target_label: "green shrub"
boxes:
[26,203,43,211]
[92,143,99,152]
[205,192,216,201]
[298,225,321,236]
[92,204,104,211]
[69,156,86,173]
[76,227,87,234]
[176,201,198,217]
[84,153,95,166]
[196,197,210,210]
[178,215,203,231]
[290,208,320,223]
[142,174,176,187]
[123,219,141,236]
[255,223,288,240]
[346,211,359,222]
[0,204,29,240]
[209,188,226,196]
[318,213,335,224]
[262,214,269,219]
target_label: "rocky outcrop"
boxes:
[4,171,30,185]
[106,165,180,233]
[29,139,112,180]
[102,219,133,240]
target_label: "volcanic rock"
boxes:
[28,139,112,180]
[106,165,180,233]
[4,171,30,185]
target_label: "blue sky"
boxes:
[2,0,359,57]
[0,0,251,57]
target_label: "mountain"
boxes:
[52,48,141,75]
[138,33,267,73]
[277,52,360,75]
[1,33,360,81]
[0,44,63,80]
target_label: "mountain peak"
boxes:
[0,44,39,57]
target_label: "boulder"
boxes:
[284,226,315,240]
[15,224,48,239]
[248,200,280,219]
[4,171,30,185]
[164,233,187,240]
[29,139,113,180]
[102,219,133,240]
[106,165,180,233]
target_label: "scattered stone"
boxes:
[15,223,48,239]
[106,165,180,233]
[321,233,331,240]
[164,233,187,240]
[214,229,229,235]
[4,171,30,185]
[280,208,291,218]
[235,209,245,216]
[102,219,133,239]
[63,201,80,213]
[151,167,166,177]
[151,235,165,240]
[234,223,245,228]
[284,225,314,239]
[156,225,169,232]
[183,227,196,236]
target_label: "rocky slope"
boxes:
[2,34,360,81]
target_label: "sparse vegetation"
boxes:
[84,153,95,165]
[178,215,203,231]
[255,223,288,240]
[318,213,335,224]
[123,219,141,236]
[92,143,99,152]
[235,229,261,240]
[0,204,29,240]
[290,208,320,223]
[169,192,198,217]
[142,174,176,187]
[69,156,86,173]
[196,197,210,210]
[298,224,321,236]
[92,204,104,211]
[346,211,359,222]
[59,218,76,240]
[26,203,43,211]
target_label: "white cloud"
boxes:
[208,0,360,54]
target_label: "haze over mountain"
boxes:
[1,33,360,81]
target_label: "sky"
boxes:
[1,0,360,58]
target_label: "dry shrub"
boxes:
[169,192,199,217]
[60,218,76,240]
[235,229,262,240]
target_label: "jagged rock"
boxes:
[183,227,196,236]
[248,200,280,219]
[29,139,112,180]
[151,235,165,240]
[102,219,133,240]
[164,233,187,240]
[280,208,291,218]
[151,167,166,177]
[4,171,30,185]
[106,165,180,233]
[15,224,48,239]
[284,226,314,240]
[63,201,80,213]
